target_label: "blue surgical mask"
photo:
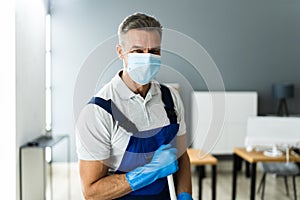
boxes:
[125,53,161,85]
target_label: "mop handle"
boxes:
[167,175,177,200]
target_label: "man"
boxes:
[76,12,192,200]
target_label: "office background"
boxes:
[3,0,300,199]
[49,0,300,161]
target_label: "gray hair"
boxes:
[118,12,162,45]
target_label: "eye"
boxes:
[149,49,161,55]
[130,49,144,53]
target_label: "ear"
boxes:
[116,44,124,60]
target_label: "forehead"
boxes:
[122,29,161,49]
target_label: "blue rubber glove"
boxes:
[177,192,193,200]
[126,144,178,191]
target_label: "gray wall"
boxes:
[51,0,300,161]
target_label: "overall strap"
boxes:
[160,84,178,124]
[88,97,138,133]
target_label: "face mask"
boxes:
[125,53,161,85]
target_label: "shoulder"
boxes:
[95,80,115,101]
[78,77,118,128]
[94,71,125,102]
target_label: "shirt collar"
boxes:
[112,70,160,100]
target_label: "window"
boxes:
[45,14,52,132]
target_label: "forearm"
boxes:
[83,173,132,200]
[80,144,178,200]
[174,151,192,195]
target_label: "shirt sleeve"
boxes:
[168,86,187,136]
[75,104,114,161]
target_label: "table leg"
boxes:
[197,165,206,178]
[293,176,297,200]
[212,165,217,200]
[198,166,204,200]
[246,161,250,178]
[236,155,243,171]
[232,153,239,200]
[202,165,206,178]
[250,163,257,200]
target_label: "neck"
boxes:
[120,70,150,98]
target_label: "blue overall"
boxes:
[88,84,179,200]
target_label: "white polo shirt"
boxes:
[76,70,186,171]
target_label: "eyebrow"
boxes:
[130,45,161,50]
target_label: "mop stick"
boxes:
[167,175,177,200]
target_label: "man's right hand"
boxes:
[126,144,178,191]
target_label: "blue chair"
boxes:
[257,162,299,200]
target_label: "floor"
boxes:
[50,161,300,200]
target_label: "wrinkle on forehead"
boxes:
[121,29,161,51]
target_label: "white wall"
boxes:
[0,1,16,199]
[16,0,48,199]
[16,0,47,144]
[0,0,47,198]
